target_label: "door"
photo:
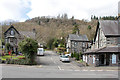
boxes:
[99,54,105,65]
[106,54,110,65]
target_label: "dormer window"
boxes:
[11,30,14,35]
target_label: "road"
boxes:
[1,51,118,78]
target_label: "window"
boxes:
[11,30,14,35]
[83,43,85,47]
[10,38,13,42]
[112,54,116,64]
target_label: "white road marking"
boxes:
[90,70,95,71]
[106,70,115,71]
[82,69,88,71]
[58,66,62,70]
[97,70,103,71]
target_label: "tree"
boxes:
[88,25,91,29]
[46,38,54,49]
[5,43,11,53]
[72,25,79,34]
[71,53,74,58]
[75,53,79,60]
[18,38,38,65]
[53,38,59,47]
[71,16,74,20]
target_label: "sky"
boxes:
[118,1,120,14]
[0,0,119,22]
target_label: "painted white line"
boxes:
[58,66,62,70]
[97,70,103,71]
[82,69,88,71]
[90,70,95,71]
[106,70,115,71]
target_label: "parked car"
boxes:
[59,55,70,62]
[37,48,44,56]
[65,53,71,57]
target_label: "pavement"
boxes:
[0,51,119,78]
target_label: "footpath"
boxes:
[70,58,119,71]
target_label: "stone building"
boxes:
[4,25,35,54]
[66,30,89,54]
[83,20,120,66]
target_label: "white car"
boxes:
[60,55,70,62]
[37,48,44,56]
[65,53,71,57]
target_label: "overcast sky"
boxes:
[0,0,119,22]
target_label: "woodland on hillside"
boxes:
[1,14,99,47]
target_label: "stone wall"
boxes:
[70,40,88,54]
[106,37,119,46]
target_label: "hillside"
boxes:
[2,17,98,45]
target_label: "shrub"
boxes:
[71,53,74,58]
[18,38,38,65]
[73,52,76,57]
[75,53,79,60]
[5,43,11,53]
[6,58,36,65]
[88,25,91,29]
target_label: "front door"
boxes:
[106,54,110,65]
[99,54,105,66]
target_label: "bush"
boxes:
[88,25,91,29]
[71,53,74,58]
[18,38,38,65]
[6,58,37,65]
[73,53,76,57]
[5,43,11,53]
[75,53,79,60]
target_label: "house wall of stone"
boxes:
[93,26,107,49]
[87,54,93,65]
[70,41,88,54]
[66,38,71,52]
[106,37,119,46]
[4,27,22,53]
[83,54,97,66]
[5,28,20,39]
[5,28,21,45]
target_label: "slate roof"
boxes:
[84,46,120,54]
[68,34,89,42]
[19,31,35,39]
[4,25,20,35]
[4,25,35,39]
[99,20,119,37]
